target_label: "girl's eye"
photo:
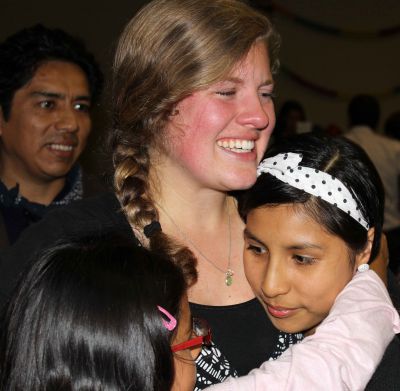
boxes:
[246,244,266,255]
[293,255,316,266]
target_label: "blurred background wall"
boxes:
[259,0,400,134]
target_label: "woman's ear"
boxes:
[354,227,375,271]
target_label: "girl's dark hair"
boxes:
[239,134,385,263]
[0,234,185,391]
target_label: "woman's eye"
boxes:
[260,91,275,100]
[293,255,316,265]
[216,90,235,97]
[246,244,266,255]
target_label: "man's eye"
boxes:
[246,244,266,255]
[39,100,54,109]
[74,103,90,112]
[293,255,316,266]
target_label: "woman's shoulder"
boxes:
[53,191,123,219]
[0,192,132,312]
[45,191,131,232]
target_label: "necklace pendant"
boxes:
[225,269,234,286]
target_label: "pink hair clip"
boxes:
[157,305,177,331]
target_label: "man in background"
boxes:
[0,24,103,246]
[346,94,400,278]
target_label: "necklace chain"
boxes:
[157,200,234,286]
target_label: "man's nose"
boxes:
[55,108,79,132]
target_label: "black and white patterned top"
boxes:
[194,332,303,390]
[195,342,238,390]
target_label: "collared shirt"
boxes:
[0,166,83,245]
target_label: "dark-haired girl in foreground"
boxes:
[1,231,399,390]
[208,134,400,390]
[0,235,236,391]
[0,233,399,390]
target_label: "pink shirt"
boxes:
[206,270,400,391]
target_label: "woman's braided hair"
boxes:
[111,0,279,285]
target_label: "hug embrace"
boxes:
[0,0,399,390]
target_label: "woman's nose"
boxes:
[237,95,272,131]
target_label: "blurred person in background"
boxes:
[346,94,400,278]
[0,24,103,247]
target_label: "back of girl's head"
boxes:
[110,0,279,277]
[239,133,384,263]
[0,234,186,391]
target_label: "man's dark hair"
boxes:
[348,94,380,129]
[0,24,103,120]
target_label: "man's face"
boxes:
[0,60,92,184]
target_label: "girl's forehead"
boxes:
[248,204,336,243]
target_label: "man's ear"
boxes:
[354,227,375,270]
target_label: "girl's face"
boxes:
[171,295,198,391]
[164,41,275,192]
[243,204,371,335]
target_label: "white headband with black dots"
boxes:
[257,152,369,230]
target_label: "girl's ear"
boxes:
[354,227,375,271]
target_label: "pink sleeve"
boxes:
[205,270,400,391]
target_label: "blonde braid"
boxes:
[112,129,198,287]
[111,0,279,287]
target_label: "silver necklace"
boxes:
[157,201,234,286]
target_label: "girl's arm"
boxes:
[205,270,400,391]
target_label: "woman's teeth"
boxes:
[217,139,254,153]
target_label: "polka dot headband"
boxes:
[257,152,369,230]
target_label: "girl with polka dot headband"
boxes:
[230,133,399,390]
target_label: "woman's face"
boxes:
[243,204,369,335]
[171,295,198,391]
[164,41,275,192]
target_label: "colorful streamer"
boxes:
[280,65,400,99]
[254,0,400,39]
